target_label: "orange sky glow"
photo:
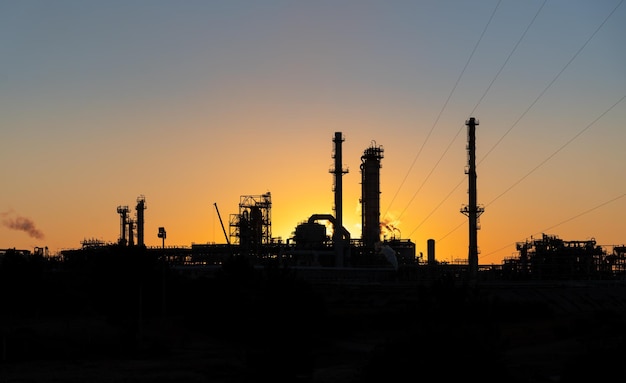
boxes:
[1,1,625,265]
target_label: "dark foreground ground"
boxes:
[2,261,626,383]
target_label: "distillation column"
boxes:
[136,195,147,247]
[360,141,384,251]
[330,132,349,267]
[117,205,129,246]
[460,117,484,282]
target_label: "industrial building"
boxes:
[57,124,626,283]
[84,131,417,282]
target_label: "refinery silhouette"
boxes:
[46,119,626,283]
[2,120,626,382]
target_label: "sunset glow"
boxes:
[1,1,624,265]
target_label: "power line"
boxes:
[479,0,624,165]
[486,94,626,208]
[404,0,548,237]
[468,0,548,117]
[406,174,464,238]
[481,192,626,259]
[436,93,625,257]
[404,2,623,246]
[382,0,502,223]
[396,122,464,223]
[438,219,465,243]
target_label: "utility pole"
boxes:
[157,226,167,316]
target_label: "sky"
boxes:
[1,0,625,265]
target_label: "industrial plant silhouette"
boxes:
[2,120,626,382]
[57,120,626,282]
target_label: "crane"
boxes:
[214,203,230,245]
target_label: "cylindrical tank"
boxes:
[427,239,436,265]
[360,142,384,250]
[294,222,327,249]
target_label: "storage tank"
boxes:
[294,222,328,250]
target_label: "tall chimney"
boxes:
[330,132,348,266]
[460,118,484,283]
[136,195,147,248]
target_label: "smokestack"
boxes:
[460,117,484,283]
[136,195,147,247]
[330,132,348,267]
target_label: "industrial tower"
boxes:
[136,195,147,247]
[330,132,349,267]
[460,117,484,282]
[360,141,384,251]
[230,193,272,256]
[117,205,129,246]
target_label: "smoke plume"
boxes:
[1,211,45,240]
[380,216,401,239]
